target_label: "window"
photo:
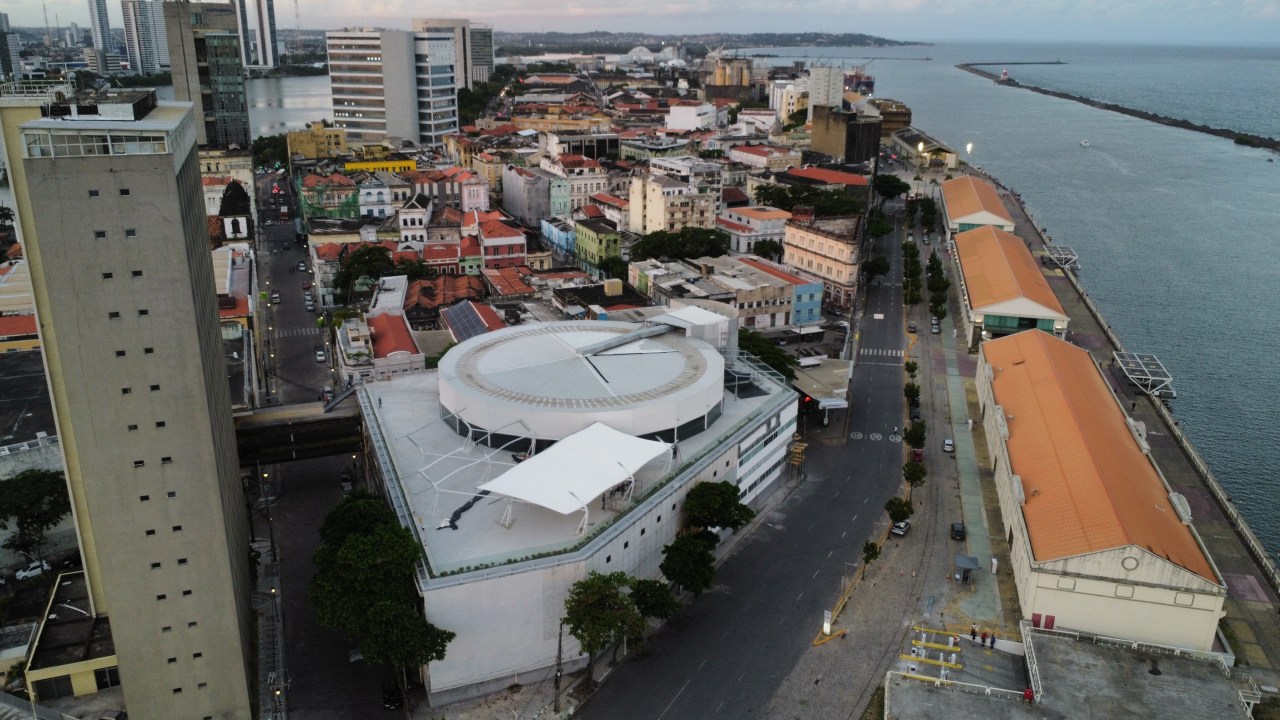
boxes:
[89,190,100,197]
[94,230,107,239]
[115,350,126,357]
[145,529,155,536]
[121,387,131,395]
[605,555,611,563]
[127,424,138,431]
[172,688,182,694]
[188,621,198,628]
[167,658,176,664]
[139,495,150,502]
[151,562,161,569]
[182,590,192,596]
[640,528,646,536]
[108,311,120,319]
[172,525,182,532]
[162,625,172,633]
[198,683,207,689]
[623,541,629,549]
[132,271,143,278]
[157,594,167,600]
[144,347,155,354]
[102,272,113,279]
[94,667,120,690]
[120,188,131,196]
[125,229,137,238]
[161,457,172,464]
[156,421,166,428]
[167,491,176,497]
[150,384,160,391]
[133,460,145,468]
[178,558,188,565]
[192,652,202,658]
[138,309,149,316]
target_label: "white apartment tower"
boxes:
[122,0,170,75]
[326,28,459,146]
[87,0,111,51]
[16,89,254,718]
[411,18,494,88]
[807,65,844,121]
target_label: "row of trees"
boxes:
[563,481,754,687]
[753,185,860,217]
[926,251,951,321]
[310,493,456,669]
[628,227,730,262]
[902,241,924,306]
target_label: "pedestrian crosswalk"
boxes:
[861,348,904,358]
[275,326,322,338]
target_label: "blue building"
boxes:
[540,217,577,260]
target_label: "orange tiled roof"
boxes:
[482,266,535,296]
[581,205,605,219]
[480,219,525,240]
[201,175,233,187]
[733,206,792,221]
[0,314,37,337]
[405,275,485,310]
[460,235,483,256]
[716,217,753,234]
[589,193,629,209]
[941,175,1013,224]
[954,226,1066,316]
[422,244,460,262]
[983,331,1217,582]
[218,296,250,319]
[314,244,346,261]
[368,313,417,358]
[783,167,869,187]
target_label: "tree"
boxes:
[333,245,396,302]
[873,174,911,209]
[629,578,680,620]
[251,133,289,168]
[903,461,928,497]
[0,469,72,563]
[753,184,860,217]
[884,496,915,524]
[862,541,880,566]
[867,219,894,238]
[904,360,918,378]
[628,227,730,262]
[0,204,14,228]
[310,493,455,667]
[660,531,718,597]
[903,382,920,404]
[737,328,798,381]
[902,421,926,450]
[598,256,629,280]
[752,239,783,261]
[563,571,646,687]
[683,481,755,532]
[864,255,890,278]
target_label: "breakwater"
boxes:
[958,63,1280,152]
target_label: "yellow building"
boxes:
[627,173,717,235]
[344,158,416,174]
[25,572,121,705]
[781,215,862,309]
[286,121,349,160]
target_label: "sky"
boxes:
[6,0,1280,45]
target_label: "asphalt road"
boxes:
[578,220,909,720]
[254,171,332,405]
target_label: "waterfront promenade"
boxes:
[981,168,1280,683]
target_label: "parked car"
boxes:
[951,522,967,541]
[16,560,51,581]
[943,438,955,453]
[314,345,326,363]
[911,448,924,462]
[910,406,922,422]
[382,680,403,710]
[891,520,911,537]
[930,324,941,335]
[297,261,306,272]
[270,290,281,304]
[908,322,917,333]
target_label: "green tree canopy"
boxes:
[629,578,680,621]
[753,184,860,217]
[562,571,646,687]
[864,255,890,278]
[904,382,920,403]
[598,256,630,280]
[251,133,289,168]
[873,173,911,208]
[885,496,915,524]
[333,245,396,302]
[0,204,15,228]
[903,461,928,493]
[0,469,71,562]
[311,493,455,667]
[219,181,252,217]
[682,481,755,532]
[863,541,881,566]
[738,328,798,381]
[628,227,730,262]
[660,531,718,597]
[903,421,926,450]
[752,238,783,261]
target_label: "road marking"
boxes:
[827,550,833,558]
[833,490,840,498]
[738,670,748,683]
[852,515,858,522]
[863,498,868,504]
[715,701,725,714]
[841,531,847,538]
[698,659,707,671]
[656,679,692,720]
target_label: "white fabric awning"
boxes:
[477,423,669,515]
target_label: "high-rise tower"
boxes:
[411,18,494,89]
[87,0,110,51]
[121,0,169,75]
[165,2,249,148]
[12,88,254,719]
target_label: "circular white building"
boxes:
[437,321,725,448]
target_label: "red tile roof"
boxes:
[722,187,751,205]
[482,266,536,296]
[716,217,753,234]
[460,236,483,257]
[581,205,605,219]
[422,244,460,262]
[589,193,629,209]
[405,275,486,310]
[479,218,525,239]
[0,314,37,337]
[559,154,601,170]
[314,244,346,261]
[368,313,418,358]
[783,167,869,187]
[201,175,233,187]
[218,296,251,318]
[472,302,507,332]
[739,257,814,286]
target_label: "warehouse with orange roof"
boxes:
[940,175,1015,237]
[953,225,1069,350]
[977,331,1226,651]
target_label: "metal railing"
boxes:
[0,434,59,456]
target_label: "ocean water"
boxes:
[237,46,1280,561]
[760,41,1280,560]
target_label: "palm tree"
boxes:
[0,204,14,229]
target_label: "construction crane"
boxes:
[290,0,305,58]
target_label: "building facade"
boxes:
[122,0,169,75]
[782,215,862,310]
[165,2,250,149]
[87,0,111,51]
[326,28,459,146]
[410,18,494,89]
[15,90,254,717]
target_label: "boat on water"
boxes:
[1080,139,1090,147]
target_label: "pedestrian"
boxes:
[989,633,996,649]
[1023,688,1034,705]
[377,397,382,408]
[980,631,988,645]
[970,624,978,641]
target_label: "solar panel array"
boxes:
[443,302,489,343]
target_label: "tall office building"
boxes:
[326,28,458,146]
[87,0,111,51]
[0,12,10,32]
[411,18,494,89]
[122,0,169,75]
[0,33,15,79]
[11,88,254,718]
[250,0,278,67]
[166,2,249,148]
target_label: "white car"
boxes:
[16,560,51,581]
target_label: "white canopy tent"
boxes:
[477,422,671,533]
